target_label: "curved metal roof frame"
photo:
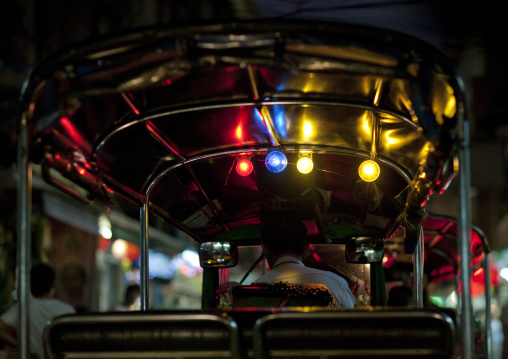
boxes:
[20,20,464,244]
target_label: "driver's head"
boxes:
[261,219,308,264]
[31,263,56,297]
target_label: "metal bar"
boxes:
[186,166,230,231]
[140,100,414,125]
[246,65,260,101]
[146,146,412,186]
[413,226,424,308]
[146,121,185,161]
[246,65,280,147]
[94,99,415,153]
[121,92,140,115]
[141,100,415,127]
[371,80,383,158]
[148,201,203,242]
[370,113,380,158]
[147,120,230,231]
[139,202,150,311]
[373,78,384,107]
[458,115,473,359]
[257,107,280,147]
[16,115,31,359]
[95,172,204,241]
[41,164,94,205]
[484,253,492,359]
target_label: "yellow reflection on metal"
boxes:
[432,77,456,125]
[358,160,380,182]
[383,130,400,146]
[302,120,314,139]
[443,94,456,119]
[418,142,433,162]
[453,155,460,172]
[361,114,371,138]
[373,79,383,106]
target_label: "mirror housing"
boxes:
[199,241,238,268]
[346,237,385,263]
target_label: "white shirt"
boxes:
[253,256,355,308]
[1,298,75,359]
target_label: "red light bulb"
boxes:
[236,158,253,176]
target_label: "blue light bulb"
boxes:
[265,151,287,173]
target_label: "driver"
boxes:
[253,219,355,308]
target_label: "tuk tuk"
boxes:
[386,215,493,358]
[15,20,481,358]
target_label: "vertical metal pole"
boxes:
[458,117,473,359]
[17,116,31,359]
[140,202,150,311]
[413,227,424,308]
[484,253,492,359]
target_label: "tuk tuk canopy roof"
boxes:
[22,21,464,247]
[386,216,489,283]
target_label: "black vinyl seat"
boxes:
[43,312,241,359]
[252,309,456,359]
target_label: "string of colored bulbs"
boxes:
[235,151,380,182]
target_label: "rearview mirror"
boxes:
[199,242,238,268]
[345,237,384,263]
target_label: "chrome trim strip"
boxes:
[16,112,31,359]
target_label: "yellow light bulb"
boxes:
[358,160,380,182]
[297,156,314,174]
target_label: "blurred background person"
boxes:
[0,263,75,359]
[113,284,140,311]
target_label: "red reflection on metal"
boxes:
[302,220,319,235]
[429,264,455,280]
[431,273,456,284]
[312,252,321,262]
[77,167,86,176]
[470,267,486,297]
[121,92,140,115]
[59,117,84,146]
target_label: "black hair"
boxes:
[261,219,307,256]
[124,284,141,305]
[125,284,140,297]
[30,263,56,297]
[387,285,413,306]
